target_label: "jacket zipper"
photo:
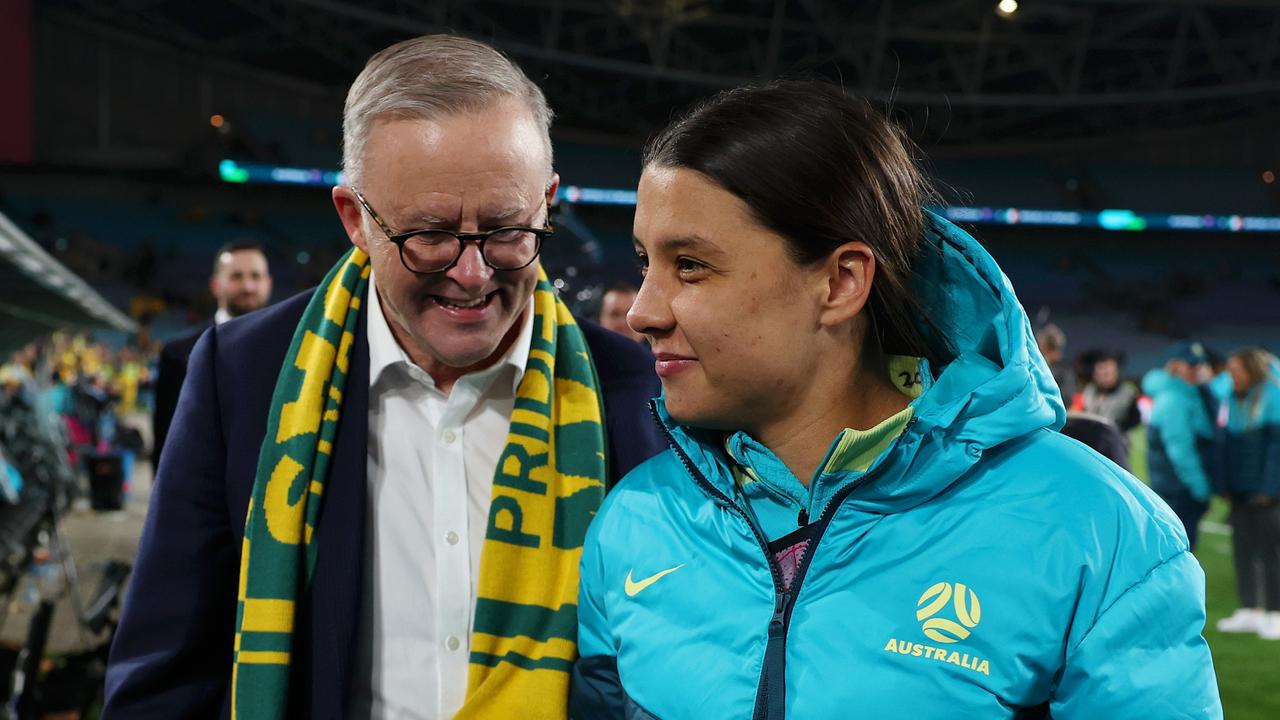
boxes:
[648,402,917,720]
[648,404,787,720]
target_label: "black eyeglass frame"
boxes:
[352,188,555,274]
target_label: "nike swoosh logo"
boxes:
[624,564,685,597]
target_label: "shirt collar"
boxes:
[366,270,533,395]
[214,308,233,325]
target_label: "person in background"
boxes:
[1062,411,1130,470]
[572,80,1220,719]
[151,240,272,463]
[1213,347,1280,640]
[1142,341,1214,550]
[598,282,645,343]
[1080,350,1141,434]
[1036,322,1076,403]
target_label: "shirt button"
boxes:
[445,531,459,545]
[443,430,457,444]
[446,636,461,651]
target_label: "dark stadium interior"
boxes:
[1,0,1278,717]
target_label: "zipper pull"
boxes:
[797,508,808,526]
[770,591,790,634]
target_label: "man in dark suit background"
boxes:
[104,35,664,719]
[151,240,271,463]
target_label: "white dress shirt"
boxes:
[349,274,533,720]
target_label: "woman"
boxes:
[1213,348,1280,640]
[1078,349,1141,433]
[570,81,1220,719]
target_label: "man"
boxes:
[1142,340,1215,550]
[104,36,664,719]
[598,282,644,343]
[151,240,272,462]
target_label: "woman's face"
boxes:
[629,166,828,431]
[1227,356,1252,394]
[1092,358,1119,388]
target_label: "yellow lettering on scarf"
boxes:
[322,263,353,326]
[555,298,576,329]
[264,455,306,545]
[552,378,600,426]
[337,330,354,374]
[277,331,336,443]
[237,500,253,601]
[536,289,557,343]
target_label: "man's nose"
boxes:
[445,241,493,291]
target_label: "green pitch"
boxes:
[1129,429,1280,717]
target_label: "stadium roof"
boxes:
[37,0,1280,151]
[0,211,137,356]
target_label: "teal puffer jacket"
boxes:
[571,212,1221,719]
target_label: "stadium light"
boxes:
[1264,170,1275,184]
[997,0,1018,16]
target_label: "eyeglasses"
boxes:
[352,188,554,274]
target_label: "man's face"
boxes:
[336,100,555,375]
[1168,359,1199,384]
[599,289,642,342]
[211,250,272,317]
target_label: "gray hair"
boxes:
[341,34,554,186]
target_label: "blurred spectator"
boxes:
[1036,323,1076,402]
[1142,341,1214,550]
[1213,347,1280,640]
[1080,350,1142,433]
[153,240,272,463]
[1062,411,1130,470]
[598,281,645,343]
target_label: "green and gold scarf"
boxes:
[231,247,607,719]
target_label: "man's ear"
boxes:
[332,186,369,253]
[817,241,876,328]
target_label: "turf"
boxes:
[1129,429,1280,718]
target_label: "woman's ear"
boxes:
[817,241,876,328]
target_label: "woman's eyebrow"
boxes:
[634,234,721,255]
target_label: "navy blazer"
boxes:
[103,289,665,719]
[152,322,210,465]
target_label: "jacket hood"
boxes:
[656,210,1067,515]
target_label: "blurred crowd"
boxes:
[1,333,157,468]
[1038,323,1280,641]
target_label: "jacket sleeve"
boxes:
[570,518,626,720]
[1162,400,1212,501]
[103,329,238,719]
[1050,551,1222,719]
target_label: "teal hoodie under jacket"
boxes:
[571,212,1222,719]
